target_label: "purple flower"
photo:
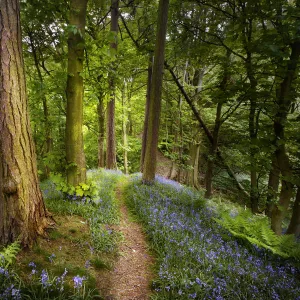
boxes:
[85,260,91,269]
[28,262,36,268]
[73,275,86,289]
[49,253,56,263]
[0,267,9,278]
[40,269,50,288]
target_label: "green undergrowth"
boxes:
[1,169,125,299]
[215,209,300,259]
[43,168,125,252]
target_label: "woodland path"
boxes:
[96,180,154,300]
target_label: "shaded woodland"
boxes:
[1,0,300,255]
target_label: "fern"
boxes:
[215,211,300,259]
[0,241,20,268]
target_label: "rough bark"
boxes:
[271,39,300,234]
[0,0,52,247]
[142,0,169,184]
[106,0,118,170]
[286,187,300,237]
[65,0,88,185]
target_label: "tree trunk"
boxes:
[205,51,229,198]
[241,15,259,213]
[122,83,129,174]
[205,102,222,198]
[28,32,53,178]
[271,39,300,234]
[186,141,200,189]
[265,155,280,217]
[140,53,153,172]
[0,0,52,247]
[65,0,88,185]
[97,93,105,168]
[106,0,118,170]
[142,0,169,184]
[286,187,300,237]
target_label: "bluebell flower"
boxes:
[73,275,86,289]
[85,260,91,269]
[189,292,197,299]
[49,253,56,263]
[28,261,36,268]
[40,269,50,288]
[0,267,9,278]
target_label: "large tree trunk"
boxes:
[65,0,88,185]
[271,39,300,234]
[106,0,119,170]
[286,187,300,237]
[142,0,169,184]
[0,0,52,247]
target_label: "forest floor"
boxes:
[15,178,155,300]
[96,182,154,300]
[9,169,300,299]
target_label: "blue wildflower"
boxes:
[73,275,86,289]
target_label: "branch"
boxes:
[165,62,249,198]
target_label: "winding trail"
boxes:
[96,181,154,300]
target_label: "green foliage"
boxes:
[50,173,97,199]
[0,242,20,268]
[215,210,300,259]
[44,169,123,253]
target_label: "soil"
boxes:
[156,150,177,179]
[96,183,155,300]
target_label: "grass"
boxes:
[124,174,300,300]
[0,169,124,300]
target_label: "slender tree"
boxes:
[142,0,170,183]
[0,0,52,246]
[27,30,53,178]
[65,0,88,185]
[97,90,106,168]
[106,0,119,169]
[286,186,300,237]
[205,51,230,198]
[140,53,153,171]
[271,38,300,234]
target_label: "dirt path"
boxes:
[96,182,154,300]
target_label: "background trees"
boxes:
[15,0,300,236]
